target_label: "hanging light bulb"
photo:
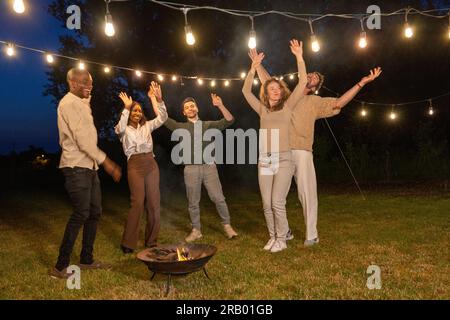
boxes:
[13,0,25,14]
[253,79,259,85]
[46,54,54,64]
[171,75,178,82]
[135,70,142,77]
[309,20,320,53]
[279,76,284,80]
[428,100,435,116]
[224,80,230,87]
[389,106,397,120]
[197,78,203,85]
[103,66,111,73]
[210,80,216,87]
[78,61,85,70]
[358,19,368,48]
[360,103,367,117]
[314,90,319,95]
[157,74,164,81]
[5,44,16,57]
[104,0,115,37]
[248,17,257,49]
[289,74,295,80]
[240,72,246,79]
[184,9,196,46]
[404,9,414,38]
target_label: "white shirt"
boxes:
[57,92,106,170]
[115,102,168,160]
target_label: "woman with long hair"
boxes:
[115,82,167,254]
[242,39,307,253]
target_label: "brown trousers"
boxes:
[122,153,160,249]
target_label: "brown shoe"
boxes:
[49,267,72,279]
[77,261,112,270]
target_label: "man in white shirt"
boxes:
[50,68,121,279]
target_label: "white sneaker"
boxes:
[270,240,287,253]
[223,224,238,239]
[185,228,202,243]
[263,238,276,250]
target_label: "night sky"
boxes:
[0,0,63,154]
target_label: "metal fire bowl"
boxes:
[136,244,217,275]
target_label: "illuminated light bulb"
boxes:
[389,112,397,120]
[447,25,450,39]
[185,25,196,46]
[428,107,434,116]
[311,35,320,52]
[13,0,25,14]
[253,79,259,85]
[104,66,111,73]
[6,44,15,57]
[240,72,246,79]
[289,74,295,80]
[279,76,284,80]
[210,80,216,87]
[197,78,203,85]
[358,31,367,48]
[361,109,367,117]
[135,70,142,77]
[315,90,319,95]
[248,30,257,49]
[224,80,230,87]
[105,14,115,37]
[46,54,54,64]
[157,74,164,81]
[171,75,177,82]
[404,23,413,38]
[78,61,85,70]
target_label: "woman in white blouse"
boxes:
[115,82,168,254]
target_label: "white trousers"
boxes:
[291,150,318,241]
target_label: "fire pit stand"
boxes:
[137,244,217,297]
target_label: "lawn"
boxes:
[0,185,448,299]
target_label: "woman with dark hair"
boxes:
[242,39,307,253]
[115,82,167,254]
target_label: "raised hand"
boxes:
[211,93,224,108]
[119,92,133,110]
[149,81,163,102]
[360,67,382,86]
[290,39,303,58]
[248,48,265,71]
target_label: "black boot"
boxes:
[121,245,134,254]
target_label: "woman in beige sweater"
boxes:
[242,39,307,253]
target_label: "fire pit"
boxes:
[137,244,217,296]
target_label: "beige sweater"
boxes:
[289,95,340,151]
[242,59,307,153]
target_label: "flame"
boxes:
[177,248,189,261]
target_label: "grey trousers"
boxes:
[184,164,231,230]
[258,151,293,240]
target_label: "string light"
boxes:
[315,90,319,95]
[309,20,320,53]
[46,53,54,64]
[224,80,230,87]
[389,106,398,120]
[197,78,203,85]
[104,0,115,37]
[210,80,216,87]
[427,99,435,116]
[171,75,178,81]
[404,8,414,38]
[103,66,111,73]
[5,43,16,57]
[12,0,25,14]
[135,70,142,77]
[240,72,246,79]
[78,61,85,70]
[358,19,368,48]
[289,74,295,80]
[253,79,259,85]
[279,76,284,80]
[248,17,257,49]
[157,74,164,81]
[360,103,368,117]
[183,9,195,46]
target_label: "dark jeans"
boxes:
[55,167,102,271]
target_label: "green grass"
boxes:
[0,186,448,300]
